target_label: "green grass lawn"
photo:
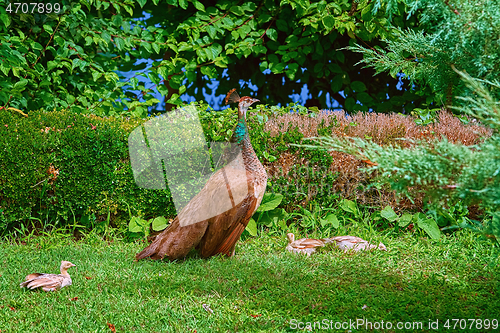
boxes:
[0,228,498,332]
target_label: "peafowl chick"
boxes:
[20,261,76,292]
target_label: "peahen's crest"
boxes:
[225,88,240,104]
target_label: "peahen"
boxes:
[136,89,267,260]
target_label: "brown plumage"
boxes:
[136,89,267,260]
[329,235,387,252]
[20,261,76,292]
[285,233,330,256]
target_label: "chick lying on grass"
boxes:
[20,261,76,292]
[286,233,387,255]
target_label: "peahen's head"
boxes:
[225,89,259,119]
[237,96,260,119]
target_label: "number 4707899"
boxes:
[6,2,62,14]
[444,319,498,330]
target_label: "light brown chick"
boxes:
[328,235,387,252]
[20,261,76,292]
[285,233,328,256]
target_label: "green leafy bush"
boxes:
[0,109,174,233]
[0,0,423,115]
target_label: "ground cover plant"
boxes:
[1,224,499,332]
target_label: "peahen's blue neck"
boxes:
[233,117,249,145]
[232,104,251,146]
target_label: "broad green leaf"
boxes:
[152,216,168,231]
[92,71,102,81]
[43,24,53,34]
[13,79,28,90]
[336,52,345,63]
[328,63,342,73]
[230,5,244,16]
[258,208,286,227]
[193,1,205,11]
[245,218,257,236]
[0,11,10,28]
[179,0,188,9]
[205,43,222,60]
[101,31,111,43]
[416,217,441,239]
[129,216,144,233]
[266,28,278,41]
[322,15,335,29]
[341,199,358,215]
[321,213,339,228]
[357,92,373,104]
[272,62,286,73]
[268,54,279,65]
[331,75,343,91]
[115,37,125,50]
[252,45,266,55]
[397,213,412,227]
[345,97,356,111]
[259,61,268,71]
[286,63,299,80]
[276,19,287,31]
[152,42,161,54]
[241,2,256,11]
[351,81,367,92]
[112,14,123,26]
[157,84,169,96]
[313,63,323,73]
[137,0,147,8]
[380,206,398,222]
[256,193,283,212]
[66,94,75,104]
[0,64,9,76]
[141,41,152,53]
[222,17,234,28]
[207,25,217,39]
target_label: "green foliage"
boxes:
[349,0,500,109]
[246,193,286,237]
[128,215,168,238]
[410,107,441,125]
[0,103,344,234]
[380,205,441,239]
[0,0,424,115]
